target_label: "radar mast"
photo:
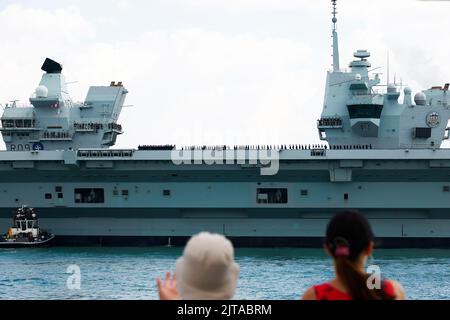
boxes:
[331,0,340,72]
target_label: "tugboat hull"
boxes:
[0,235,55,248]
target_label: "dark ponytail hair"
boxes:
[326,212,393,300]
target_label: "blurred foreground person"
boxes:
[157,232,240,300]
[303,212,405,300]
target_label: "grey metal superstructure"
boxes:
[1,1,450,247]
[1,58,127,152]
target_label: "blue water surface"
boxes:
[0,248,449,300]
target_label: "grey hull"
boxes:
[48,235,450,248]
[1,213,449,247]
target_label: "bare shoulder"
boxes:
[388,280,406,300]
[301,286,317,300]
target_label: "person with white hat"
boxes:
[157,232,240,300]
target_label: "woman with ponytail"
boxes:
[302,212,405,300]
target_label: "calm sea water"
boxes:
[0,247,449,300]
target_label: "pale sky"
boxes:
[1,0,449,149]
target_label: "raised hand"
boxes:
[156,272,180,300]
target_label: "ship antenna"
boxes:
[387,51,390,86]
[331,0,340,72]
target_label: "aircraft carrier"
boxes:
[1,1,450,247]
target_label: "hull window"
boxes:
[414,127,432,139]
[257,188,288,204]
[74,188,105,204]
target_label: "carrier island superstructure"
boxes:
[1,1,450,247]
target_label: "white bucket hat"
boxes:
[175,232,240,300]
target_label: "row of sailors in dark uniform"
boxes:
[330,144,373,150]
[73,122,122,131]
[138,144,374,151]
[181,144,373,151]
[139,145,176,151]
[181,145,331,151]
[318,118,343,127]
[43,131,70,139]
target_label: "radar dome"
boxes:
[404,87,412,95]
[414,92,427,106]
[35,85,48,98]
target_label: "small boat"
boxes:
[0,205,55,248]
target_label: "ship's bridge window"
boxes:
[4,119,34,128]
[257,188,288,204]
[74,188,105,204]
[1,119,34,128]
[2,120,14,128]
[347,104,383,119]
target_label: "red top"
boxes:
[314,280,396,300]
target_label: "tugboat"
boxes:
[0,206,55,248]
